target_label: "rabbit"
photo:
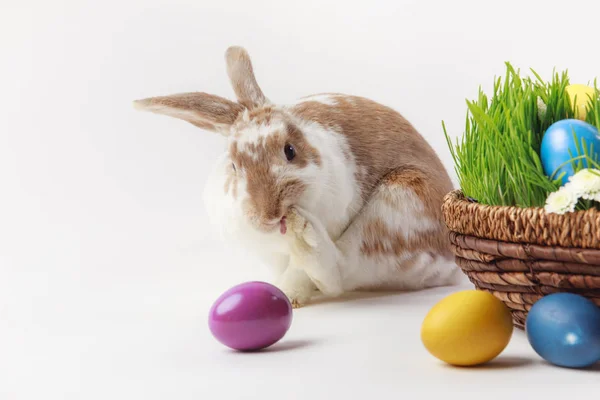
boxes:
[133,46,461,307]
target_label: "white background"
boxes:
[3,1,600,399]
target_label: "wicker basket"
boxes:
[442,189,600,329]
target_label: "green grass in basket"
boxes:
[444,63,600,209]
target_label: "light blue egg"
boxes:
[526,293,600,368]
[540,119,600,184]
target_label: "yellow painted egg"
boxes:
[566,84,596,120]
[421,290,513,366]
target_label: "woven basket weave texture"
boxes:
[442,190,600,329]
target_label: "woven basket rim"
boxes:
[445,189,600,214]
[442,189,600,249]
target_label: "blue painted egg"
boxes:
[526,293,600,368]
[540,119,600,184]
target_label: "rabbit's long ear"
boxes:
[133,92,244,136]
[225,46,268,109]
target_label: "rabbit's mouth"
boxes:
[255,217,286,234]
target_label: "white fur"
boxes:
[278,185,460,301]
[290,118,363,239]
[372,185,439,240]
[203,151,289,255]
[331,187,458,291]
[297,94,339,106]
[234,118,287,148]
[203,102,459,306]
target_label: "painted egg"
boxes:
[208,281,293,351]
[565,84,596,121]
[540,119,600,184]
[421,290,514,366]
[526,293,600,368]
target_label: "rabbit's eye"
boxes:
[231,163,237,172]
[284,144,296,161]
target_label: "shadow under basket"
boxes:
[442,190,600,329]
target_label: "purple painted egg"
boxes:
[208,281,293,351]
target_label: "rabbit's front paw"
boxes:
[277,267,316,308]
[284,288,311,309]
[285,208,318,249]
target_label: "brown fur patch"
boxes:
[360,217,452,261]
[379,167,448,221]
[247,106,275,126]
[286,123,322,167]
[291,95,454,207]
[359,167,454,260]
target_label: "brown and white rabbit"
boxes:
[134,46,460,307]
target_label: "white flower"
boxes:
[567,168,600,199]
[544,187,578,214]
[545,169,600,213]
